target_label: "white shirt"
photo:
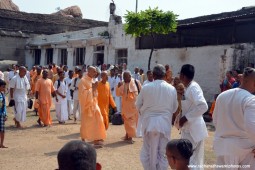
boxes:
[142,80,153,86]
[9,75,28,102]
[64,77,73,100]
[64,71,69,78]
[108,76,121,97]
[132,73,141,82]
[70,77,81,100]
[213,88,255,156]
[54,80,67,104]
[181,81,208,142]
[136,80,178,139]
[8,70,16,80]
[26,70,30,81]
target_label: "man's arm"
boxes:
[184,86,208,120]
[244,97,255,142]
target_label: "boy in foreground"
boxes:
[0,79,7,148]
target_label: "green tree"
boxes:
[124,7,178,70]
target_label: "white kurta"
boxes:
[213,88,255,169]
[65,77,73,116]
[109,75,121,111]
[180,81,208,170]
[54,80,68,122]
[9,75,30,122]
[70,77,81,119]
[136,80,178,170]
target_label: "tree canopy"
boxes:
[124,7,178,70]
[124,7,178,37]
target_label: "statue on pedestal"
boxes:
[109,2,122,25]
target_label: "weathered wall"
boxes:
[27,24,255,101]
[0,36,27,65]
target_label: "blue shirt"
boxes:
[232,82,240,88]
[0,92,7,117]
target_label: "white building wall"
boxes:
[26,24,247,101]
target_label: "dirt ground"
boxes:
[1,107,215,170]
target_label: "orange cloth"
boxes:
[209,100,216,118]
[97,81,116,130]
[116,79,141,138]
[31,73,42,94]
[35,78,55,126]
[78,75,106,141]
[165,70,173,84]
[52,74,59,84]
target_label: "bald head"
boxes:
[101,71,108,83]
[18,66,27,78]
[87,66,97,78]
[123,71,131,83]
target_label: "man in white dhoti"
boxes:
[9,66,30,128]
[213,67,255,170]
[136,64,178,170]
[64,70,74,120]
[54,70,68,124]
[70,68,82,122]
[108,68,121,112]
[176,64,208,170]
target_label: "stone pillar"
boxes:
[53,48,59,64]
[40,49,46,65]
[85,46,94,66]
[67,48,74,69]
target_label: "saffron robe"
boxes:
[97,81,116,130]
[35,78,55,126]
[116,79,141,138]
[78,74,106,141]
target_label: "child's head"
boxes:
[0,79,6,92]
[57,140,101,170]
[166,139,193,170]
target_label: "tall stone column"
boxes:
[67,48,74,69]
[53,48,59,64]
[40,48,46,66]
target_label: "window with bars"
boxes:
[75,48,85,65]
[46,48,53,64]
[116,49,128,65]
[60,49,68,65]
[34,49,41,65]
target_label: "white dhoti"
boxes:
[181,131,204,170]
[14,100,27,122]
[216,153,255,170]
[136,113,143,137]
[55,100,68,122]
[140,131,169,170]
[73,100,80,120]
[67,100,73,116]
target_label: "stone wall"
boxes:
[0,9,107,34]
[0,35,27,65]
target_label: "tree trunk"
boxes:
[148,34,154,70]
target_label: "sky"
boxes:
[12,0,255,22]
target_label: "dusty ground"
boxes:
[1,106,215,170]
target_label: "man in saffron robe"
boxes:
[31,66,42,95]
[97,71,117,130]
[116,71,141,143]
[78,66,106,146]
[35,69,56,127]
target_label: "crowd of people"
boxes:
[0,62,255,170]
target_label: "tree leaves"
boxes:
[124,7,178,37]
